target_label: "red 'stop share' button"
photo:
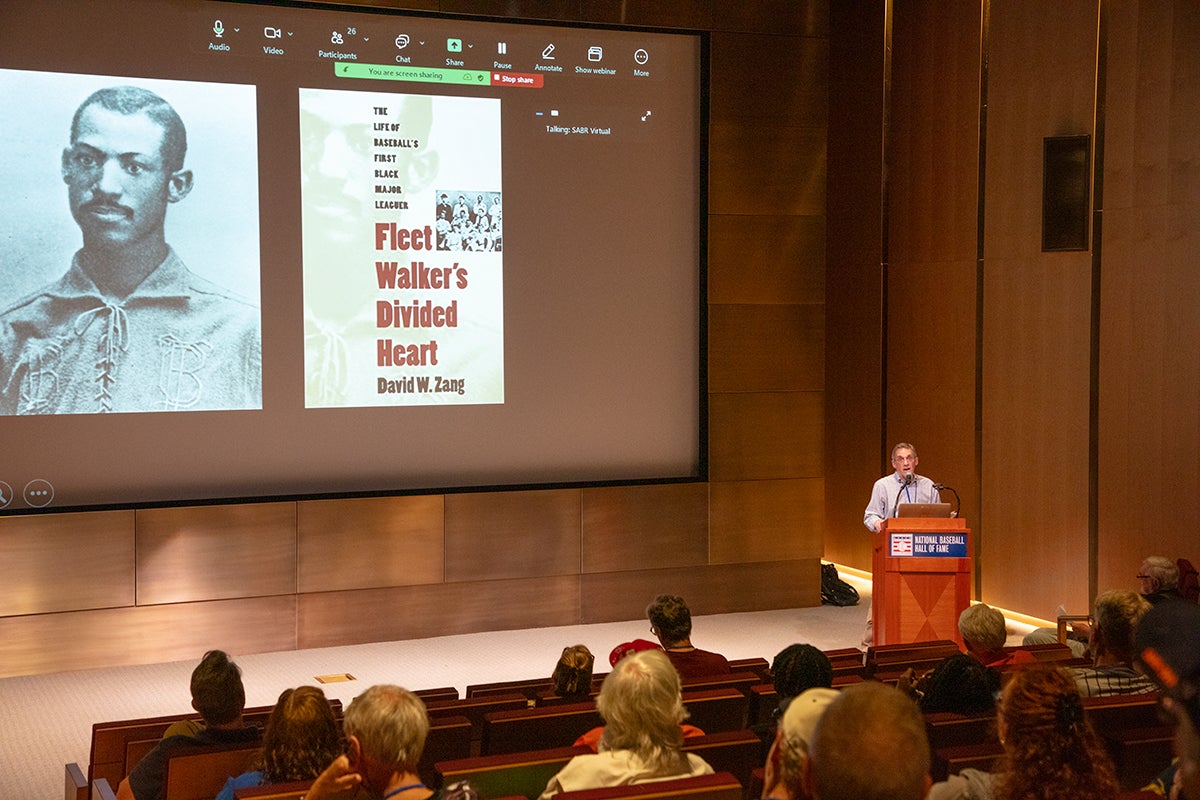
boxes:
[492,71,544,88]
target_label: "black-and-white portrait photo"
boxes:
[0,70,261,415]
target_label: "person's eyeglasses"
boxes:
[1136,574,1151,579]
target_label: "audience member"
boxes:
[549,644,595,700]
[539,649,713,798]
[1072,589,1155,697]
[117,650,260,800]
[958,604,1033,668]
[760,688,838,800]
[216,685,343,800]
[1138,555,1183,605]
[307,684,471,800]
[908,654,998,715]
[1023,554,1177,656]
[1135,600,1200,800]
[770,644,833,718]
[926,665,1118,800]
[804,681,930,800]
[646,594,731,678]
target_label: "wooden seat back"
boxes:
[436,745,589,799]
[680,730,762,791]
[866,640,962,680]
[1083,693,1160,731]
[84,699,341,794]
[679,672,759,696]
[554,771,743,800]
[681,688,750,734]
[164,743,259,800]
[427,693,531,755]
[923,711,997,753]
[726,658,770,680]
[482,700,603,756]
[420,715,474,788]
[931,741,1003,782]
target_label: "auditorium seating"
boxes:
[426,693,532,755]
[482,700,604,756]
[928,692,1167,787]
[864,639,963,681]
[436,745,590,799]
[680,730,763,793]
[164,743,259,800]
[554,771,743,800]
[725,657,770,680]
[421,715,476,787]
[69,700,323,800]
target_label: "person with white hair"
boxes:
[539,649,713,798]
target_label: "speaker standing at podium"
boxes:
[860,442,942,646]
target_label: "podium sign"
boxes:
[873,518,972,646]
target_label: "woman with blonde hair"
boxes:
[539,649,712,798]
[927,665,1118,800]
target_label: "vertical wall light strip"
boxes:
[974,0,990,599]
[880,0,894,469]
[1088,0,1107,605]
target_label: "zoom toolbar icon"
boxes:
[447,38,462,52]
[395,33,410,49]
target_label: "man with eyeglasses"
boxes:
[860,442,942,647]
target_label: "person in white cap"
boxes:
[760,687,839,800]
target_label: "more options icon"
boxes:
[24,479,54,508]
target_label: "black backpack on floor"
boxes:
[820,563,860,606]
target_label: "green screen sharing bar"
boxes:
[336,62,492,86]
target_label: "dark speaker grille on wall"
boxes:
[1042,134,1091,251]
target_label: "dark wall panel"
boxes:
[0,510,134,616]
[581,484,709,574]
[136,504,299,605]
[1098,1,1200,590]
[298,496,445,593]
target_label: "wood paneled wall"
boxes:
[1097,1,1200,591]
[0,0,828,679]
[827,0,1200,620]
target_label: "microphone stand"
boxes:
[933,483,961,518]
[891,472,914,518]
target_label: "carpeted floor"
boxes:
[3,596,876,800]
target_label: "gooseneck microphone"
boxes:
[891,471,915,517]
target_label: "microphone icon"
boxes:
[213,19,225,37]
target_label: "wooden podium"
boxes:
[872,518,973,646]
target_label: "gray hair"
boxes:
[343,684,429,773]
[958,603,1007,651]
[1141,556,1179,591]
[597,649,689,774]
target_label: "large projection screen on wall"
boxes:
[0,0,705,514]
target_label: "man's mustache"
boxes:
[80,198,132,219]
